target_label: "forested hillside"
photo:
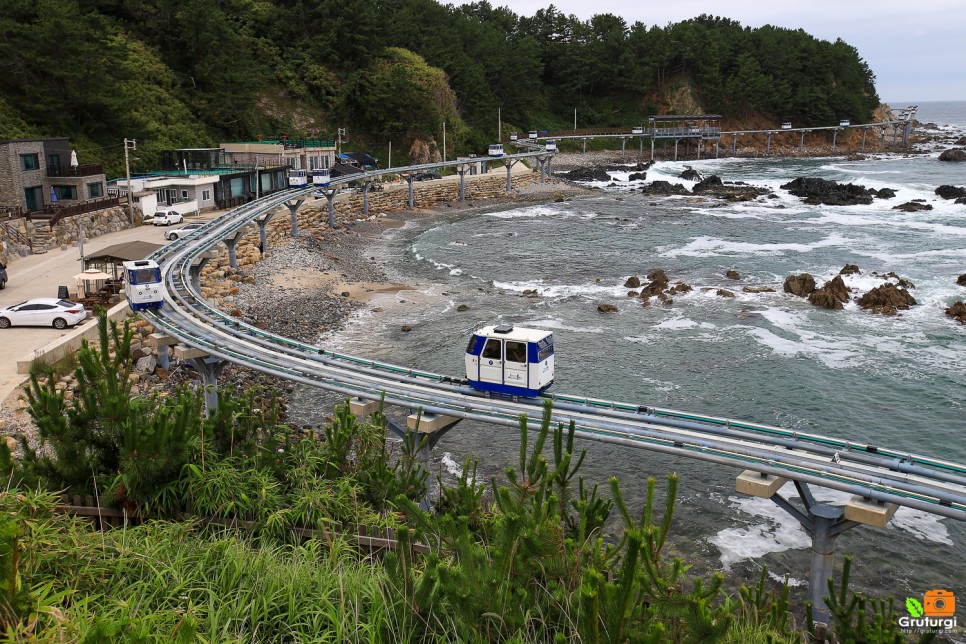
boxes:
[0,0,880,174]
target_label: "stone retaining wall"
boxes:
[1,207,135,265]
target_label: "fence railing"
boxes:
[40,196,122,226]
[0,220,32,253]
[47,163,104,178]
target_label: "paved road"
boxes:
[0,218,213,401]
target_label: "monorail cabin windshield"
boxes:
[465,324,554,397]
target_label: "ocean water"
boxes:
[301,105,966,603]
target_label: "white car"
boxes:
[164,222,205,241]
[0,298,87,330]
[152,211,185,226]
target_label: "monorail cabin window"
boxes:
[466,335,481,353]
[537,337,554,361]
[505,341,526,363]
[481,338,502,360]
[130,268,158,284]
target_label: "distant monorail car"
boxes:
[528,130,538,140]
[287,169,309,188]
[631,126,644,135]
[311,168,330,186]
[488,143,505,157]
[544,140,558,152]
[839,119,850,127]
[123,259,164,311]
[465,324,554,397]
[509,132,519,141]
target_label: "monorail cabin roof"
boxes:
[472,325,552,345]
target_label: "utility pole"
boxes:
[255,153,260,200]
[498,108,501,142]
[124,138,136,225]
[337,128,347,158]
[574,108,577,132]
[443,121,447,163]
[388,141,392,169]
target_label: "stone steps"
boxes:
[30,222,52,254]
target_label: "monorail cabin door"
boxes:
[478,337,528,389]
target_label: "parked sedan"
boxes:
[0,298,87,330]
[152,211,185,226]
[164,222,205,241]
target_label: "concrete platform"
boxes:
[348,397,379,418]
[844,495,899,528]
[172,345,209,360]
[407,412,460,433]
[736,470,788,498]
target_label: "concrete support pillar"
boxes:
[640,136,644,157]
[697,138,702,160]
[620,138,627,160]
[457,169,467,201]
[832,129,839,152]
[651,137,656,160]
[861,128,867,151]
[505,160,517,193]
[285,199,305,237]
[222,229,246,270]
[582,138,587,155]
[188,356,228,418]
[733,134,738,156]
[714,141,719,158]
[189,256,211,292]
[362,182,371,216]
[256,213,274,258]
[324,189,339,228]
[148,332,178,370]
[767,133,772,155]
[737,473,865,627]
[407,176,415,208]
[674,138,679,161]
[880,126,886,146]
[799,131,808,153]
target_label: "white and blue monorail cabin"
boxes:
[488,143,505,157]
[311,168,330,186]
[287,169,309,188]
[465,324,554,397]
[122,259,164,311]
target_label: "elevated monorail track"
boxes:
[143,156,962,620]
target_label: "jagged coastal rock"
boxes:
[856,283,917,315]
[936,185,966,199]
[624,276,641,288]
[839,264,861,275]
[780,177,873,206]
[893,201,933,212]
[958,274,966,287]
[680,167,702,181]
[640,181,689,196]
[640,269,670,297]
[597,303,619,313]
[946,301,966,324]
[783,273,816,297]
[565,167,612,182]
[725,269,741,280]
[807,276,850,309]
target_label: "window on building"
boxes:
[20,154,39,171]
[202,189,211,202]
[181,190,188,199]
[47,154,61,174]
[87,182,103,198]
[53,185,78,200]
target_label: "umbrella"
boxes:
[50,186,57,203]
[70,149,79,167]
[72,269,111,282]
[73,268,111,297]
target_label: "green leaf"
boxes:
[906,597,923,617]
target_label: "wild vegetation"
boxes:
[0,314,924,641]
[0,1,879,175]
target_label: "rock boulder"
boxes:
[780,177,873,206]
[783,273,816,297]
[565,167,612,182]
[893,201,933,212]
[938,148,966,162]
[725,269,741,280]
[957,274,966,287]
[624,276,641,288]
[807,276,850,309]
[640,181,689,196]
[597,303,619,313]
[857,283,917,315]
[680,167,702,181]
[839,264,861,276]
[936,185,966,200]
[946,301,966,324]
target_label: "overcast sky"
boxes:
[450,0,965,102]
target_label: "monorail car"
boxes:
[631,126,644,135]
[544,140,558,152]
[123,259,164,311]
[287,169,309,188]
[839,119,850,127]
[509,132,519,141]
[311,168,331,186]
[488,143,505,157]
[528,131,538,140]
[465,324,554,397]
